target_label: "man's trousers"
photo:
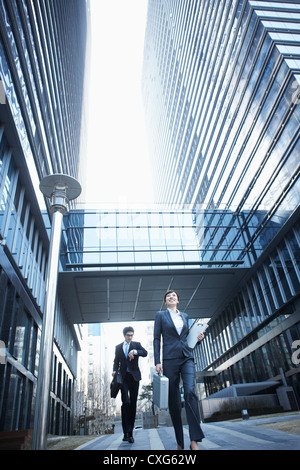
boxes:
[120,372,139,435]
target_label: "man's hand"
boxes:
[128,350,135,361]
[155,363,163,374]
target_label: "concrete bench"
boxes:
[0,430,33,450]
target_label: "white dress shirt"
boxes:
[123,341,137,355]
[168,308,183,335]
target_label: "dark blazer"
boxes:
[113,341,148,382]
[153,310,193,365]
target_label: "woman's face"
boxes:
[165,291,179,308]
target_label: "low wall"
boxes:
[201,394,280,420]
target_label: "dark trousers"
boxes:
[120,372,139,435]
[163,357,205,448]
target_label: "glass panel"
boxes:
[253,273,268,318]
[273,250,293,301]
[151,250,168,264]
[83,228,100,251]
[279,240,300,293]
[265,258,285,307]
[149,227,166,248]
[133,227,149,248]
[118,251,134,264]
[183,250,201,262]
[165,227,182,248]
[28,322,38,374]
[117,226,133,249]
[259,265,275,313]
[287,231,300,274]
[100,226,116,248]
[255,10,300,19]
[134,251,151,264]
[100,251,117,265]
[148,212,164,226]
[13,307,30,367]
[167,250,184,263]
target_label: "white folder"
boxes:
[187,321,208,348]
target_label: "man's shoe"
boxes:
[128,436,134,443]
[123,433,130,441]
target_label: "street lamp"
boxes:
[32,174,81,450]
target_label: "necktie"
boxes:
[125,342,129,358]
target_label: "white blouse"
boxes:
[168,308,183,335]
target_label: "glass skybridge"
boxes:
[60,205,284,271]
[56,205,287,324]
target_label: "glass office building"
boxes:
[142,0,300,407]
[0,0,89,434]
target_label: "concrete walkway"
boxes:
[75,414,300,451]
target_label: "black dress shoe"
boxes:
[128,436,134,443]
[123,433,130,441]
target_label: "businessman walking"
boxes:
[112,326,148,443]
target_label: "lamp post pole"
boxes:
[32,174,81,450]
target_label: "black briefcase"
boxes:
[110,371,122,398]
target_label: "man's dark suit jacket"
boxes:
[153,310,193,365]
[113,341,148,382]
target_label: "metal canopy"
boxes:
[58,267,249,324]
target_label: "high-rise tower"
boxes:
[143,0,300,410]
[0,0,89,435]
[143,0,300,214]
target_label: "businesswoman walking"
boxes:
[153,290,205,450]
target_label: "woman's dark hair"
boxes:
[163,290,180,303]
[123,326,134,336]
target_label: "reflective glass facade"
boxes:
[143,0,300,215]
[0,0,88,434]
[195,218,300,372]
[143,0,300,407]
[0,0,87,182]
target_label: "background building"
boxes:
[0,0,89,434]
[142,0,300,413]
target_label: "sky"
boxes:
[84,0,154,206]
[83,1,155,350]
